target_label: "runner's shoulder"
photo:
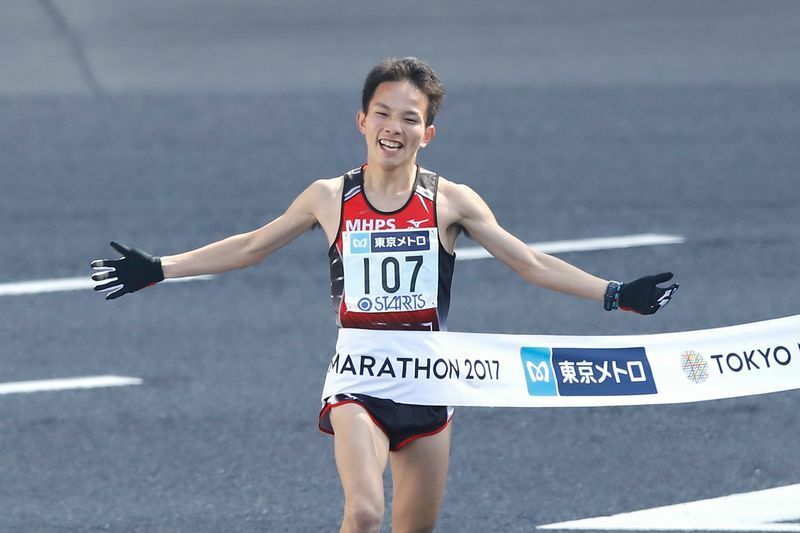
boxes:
[304,175,344,204]
[436,176,486,214]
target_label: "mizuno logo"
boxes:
[406,218,429,228]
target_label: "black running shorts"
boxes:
[319,393,452,451]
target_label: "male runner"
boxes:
[91,57,677,533]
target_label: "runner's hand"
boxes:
[90,241,164,300]
[619,272,678,315]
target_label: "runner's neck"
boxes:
[362,164,417,211]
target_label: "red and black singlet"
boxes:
[328,165,455,331]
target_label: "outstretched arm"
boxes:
[443,181,677,314]
[159,181,325,278]
[447,182,607,299]
[91,179,331,299]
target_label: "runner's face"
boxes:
[357,81,436,172]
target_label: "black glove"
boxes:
[618,272,679,315]
[90,241,164,300]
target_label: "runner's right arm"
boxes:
[91,179,333,299]
[159,181,324,278]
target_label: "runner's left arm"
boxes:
[446,182,677,314]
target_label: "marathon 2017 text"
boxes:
[329,353,500,381]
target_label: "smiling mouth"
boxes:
[378,139,403,152]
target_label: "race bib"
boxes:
[342,228,438,313]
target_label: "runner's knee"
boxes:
[343,496,384,532]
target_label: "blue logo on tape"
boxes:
[520,347,557,396]
[520,347,657,396]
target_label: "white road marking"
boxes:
[538,483,800,531]
[456,233,684,261]
[0,275,213,297]
[0,375,143,395]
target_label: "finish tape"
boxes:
[322,315,800,407]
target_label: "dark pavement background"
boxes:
[1,1,799,531]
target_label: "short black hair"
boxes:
[361,57,445,127]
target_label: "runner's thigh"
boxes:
[390,423,452,532]
[330,403,391,504]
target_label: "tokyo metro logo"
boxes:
[520,347,557,396]
[520,346,658,396]
[348,232,370,254]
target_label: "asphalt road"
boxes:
[1,1,799,531]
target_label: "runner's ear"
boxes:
[420,124,436,148]
[356,110,367,134]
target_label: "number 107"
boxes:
[363,255,423,294]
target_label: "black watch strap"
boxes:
[604,281,622,311]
